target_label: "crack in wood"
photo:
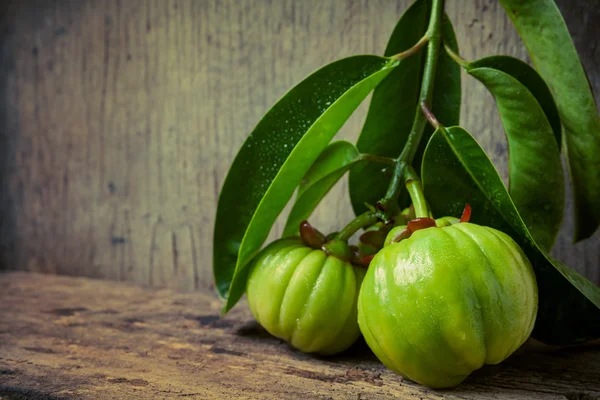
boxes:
[171,231,178,275]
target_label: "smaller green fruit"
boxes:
[246,238,365,355]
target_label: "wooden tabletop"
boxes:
[1,272,599,399]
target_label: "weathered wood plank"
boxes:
[0,272,599,399]
[0,0,598,290]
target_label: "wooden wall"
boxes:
[0,0,598,292]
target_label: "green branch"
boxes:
[333,0,445,241]
[335,211,380,241]
[378,0,445,215]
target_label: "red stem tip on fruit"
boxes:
[299,221,326,249]
[407,217,437,232]
[392,217,437,243]
[460,204,472,223]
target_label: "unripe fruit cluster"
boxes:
[245,212,538,388]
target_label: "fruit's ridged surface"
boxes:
[358,223,538,388]
[247,238,366,355]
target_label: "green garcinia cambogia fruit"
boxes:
[246,238,366,355]
[358,222,538,388]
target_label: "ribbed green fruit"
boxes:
[358,223,538,388]
[246,238,366,355]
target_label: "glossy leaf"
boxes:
[422,126,600,345]
[500,0,600,241]
[348,0,461,215]
[283,141,362,238]
[466,62,564,251]
[467,56,561,148]
[214,56,398,312]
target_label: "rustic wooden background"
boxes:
[0,0,598,293]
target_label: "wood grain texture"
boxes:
[0,0,598,291]
[1,271,599,399]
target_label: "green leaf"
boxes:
[283,141,362,238]
[348,0,461,215]
[467,56,561,148]
[499,0,600,241]
[422,126,600,345]
[214,56,398,312]
[465,59,564,251]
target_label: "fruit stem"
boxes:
[405,165,430,218]
[378,0,445,216]
[335,211,380,242]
